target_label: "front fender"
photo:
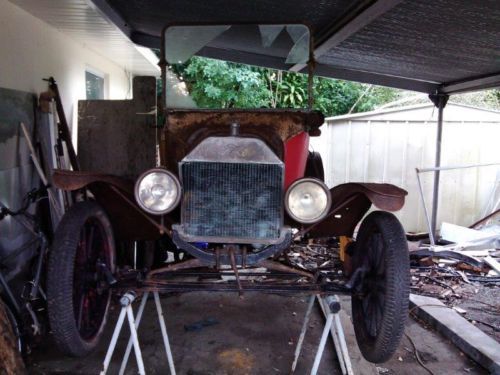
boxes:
[53,170,163,240]
[307,183,407,237]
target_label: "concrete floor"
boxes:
[27,292,486,375]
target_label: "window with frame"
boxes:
[85,70,104,99]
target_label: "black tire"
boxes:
[351,211,410,363]
[305,151,325,182]
[47,201,115,357]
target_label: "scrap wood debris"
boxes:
[284,239,342,272]
[409,214,500,292]
[284,220,500,339]
[409,216,500,340]
[409,219,500,295]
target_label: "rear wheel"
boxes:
[47,201,115,357]
[351,211,409,363]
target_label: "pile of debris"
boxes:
[285,240,342,272]
[410,216,500,293]
[285,213,500,341]
[409,215,500,341]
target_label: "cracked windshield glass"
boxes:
[163,24,310,109]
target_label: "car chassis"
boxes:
[47,23,411,363]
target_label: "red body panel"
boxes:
[284,131,309,190]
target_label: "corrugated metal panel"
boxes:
[88,0,500,93]
[310,104,500,232]
[0,88,39,280]
[320,0,500,84]
[104,0,356,39]
[9,0,159,75]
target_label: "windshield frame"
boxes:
[159,22,315,114]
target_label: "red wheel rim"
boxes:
[73,217,113,341]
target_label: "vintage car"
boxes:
[47,24,410,363]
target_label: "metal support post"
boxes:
[125,299,146,374]
[316,296,353,375]
[311,310,334,375]
[316,296,346,374]
[310,296,342,375]
[119,292,150,375]
[101,291,144,375]
[428,93,449,241]
[101,291,176,375]
[332,308,352,375]
[415,169,436,246]
[154,291,177,375]
[291,295,315,373]
[291,295,351,375]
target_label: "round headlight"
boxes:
[134,168,181,215]
[285,178,331,224]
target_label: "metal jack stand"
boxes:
[100,291,176,375]
[291,295,353,375]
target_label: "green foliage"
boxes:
[452,89,500,111]
[267,71,308,108]
[171,56,398,116]
[173,57,269,109]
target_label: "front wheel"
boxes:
[47,201,115,357]
[351,211,410,363]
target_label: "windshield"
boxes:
[162,24,311,109]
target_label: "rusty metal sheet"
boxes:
[53,170,133,193]
[307,183,407,238]
[53,170,162,240]
[333,183,407,212]
[162,109,324,172]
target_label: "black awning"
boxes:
[92,0,500,94]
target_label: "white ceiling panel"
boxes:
[9,0,159,76]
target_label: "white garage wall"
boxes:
[310,103,500,233]
[0,0,131,134]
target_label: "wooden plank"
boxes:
[409,294,500,373]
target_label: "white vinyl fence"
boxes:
[310,103,500,233]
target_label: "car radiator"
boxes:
[179,136,284,243]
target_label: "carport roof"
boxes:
[91,0,500,94]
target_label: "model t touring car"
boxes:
[47,23,410,363]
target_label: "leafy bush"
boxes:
[171,57,398,116]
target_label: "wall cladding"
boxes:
[0,87,38,279]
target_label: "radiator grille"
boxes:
[180,161,283,241]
